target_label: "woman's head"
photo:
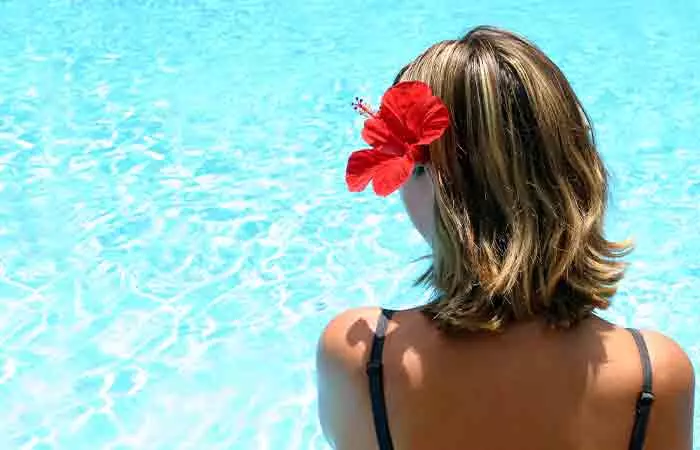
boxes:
[397,26,631,332]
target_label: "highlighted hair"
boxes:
[398,26,632,332]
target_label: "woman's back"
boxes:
[318,307,694,450]
[317,26,694,449]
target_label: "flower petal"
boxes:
[361,117,392,147]
[381,81,433,114]
[371,155,414,197]
[362,119,407,157]
[406,95,450,145]
[408,145,430,164]
[345,149,395,192]
[377,82,433,143]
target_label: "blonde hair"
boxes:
[398,26,631,332]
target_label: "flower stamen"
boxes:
[352,97,376,119]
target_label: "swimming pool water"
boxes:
[0,0,698,448]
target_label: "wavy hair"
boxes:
[397,26,632,332]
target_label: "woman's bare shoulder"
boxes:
[639,329,695,393]
[588,319,694,394]
[317,306,383,370]
[315,307,385,449]
[635,329,695,450]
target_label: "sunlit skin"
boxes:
[400,165,435,245]
[317,265,695,450]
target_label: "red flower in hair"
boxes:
[345,81,450,197]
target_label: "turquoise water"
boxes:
[0,0,698,448]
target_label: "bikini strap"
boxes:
[627,328,655,450]
[367,308,395,450]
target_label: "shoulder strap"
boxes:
[627,328,655,450]
[367,308,395,450]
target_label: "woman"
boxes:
[317,26,694,450]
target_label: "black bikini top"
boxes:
[367,309,655,450]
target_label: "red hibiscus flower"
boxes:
[345,81,450,197]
